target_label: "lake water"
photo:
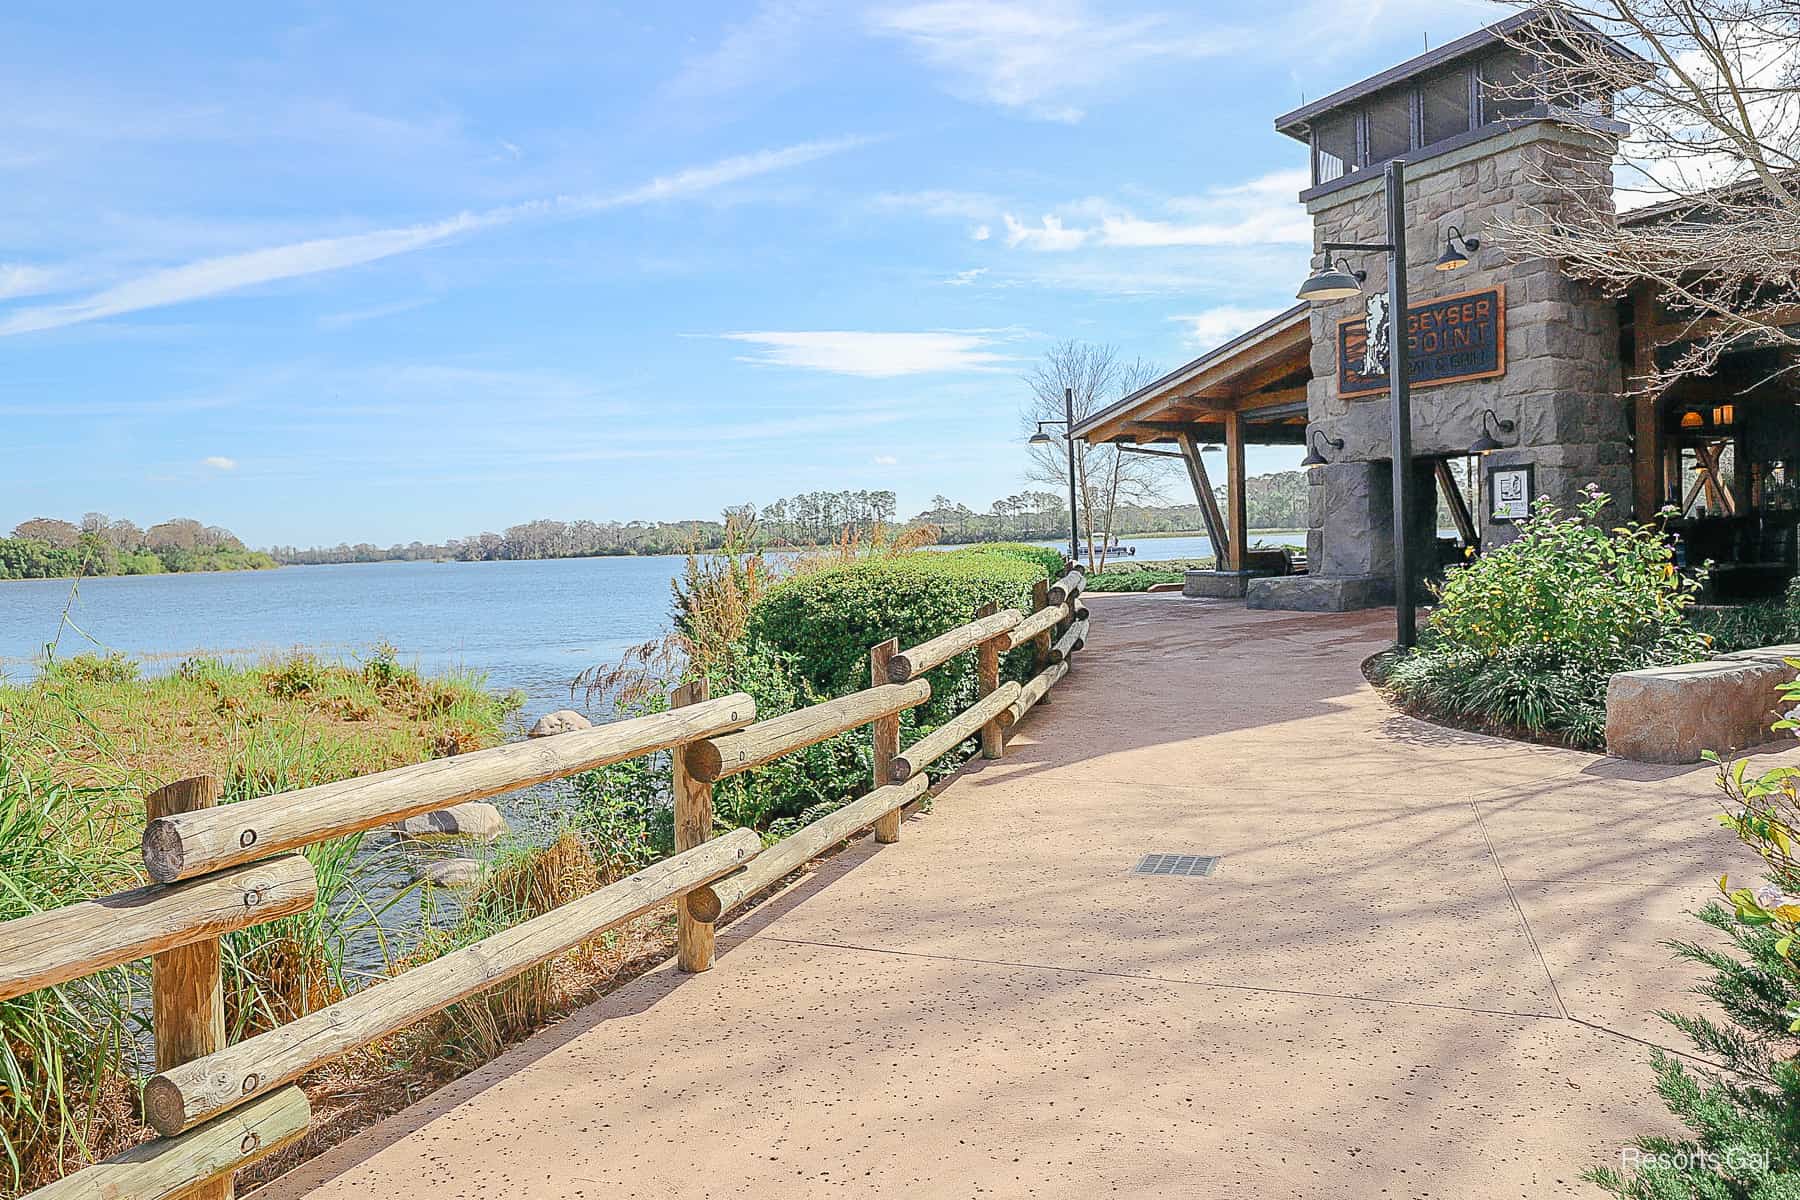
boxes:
[0,532,1252,974]
[0,533,1248,709]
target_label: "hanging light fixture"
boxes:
[1296,257,1368,302]
[1712,402,1737,427]
[1434,225,1481,271]
[1679,409,1705,429]
[1469,409,1516,455]
[1300,428,1345,470]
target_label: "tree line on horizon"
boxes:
[266,475,1312,566]
[0,514,276,580]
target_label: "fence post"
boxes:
[870,638,902,843]
[147,775,232,1200]
[974,602,1003,758]
[671,680,716,973]
[1030,579,1052,702]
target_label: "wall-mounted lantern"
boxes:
[1469,409,1516,455]
[1434,226,1481,271]
[1301,428,1345,470]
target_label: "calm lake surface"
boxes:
[0,534,1237,710]
[1,534,1240,974]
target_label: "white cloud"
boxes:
[996,168,1313,252]
[1173,307,1284,349]
[944,267,989,286]
[202,455,237,471]
[0,138,868,337]
[605,137,867,206]
[970,224,991,241]
[1096,208,1312,247]
[719,330,1017,377]
[872,454,899,465]
[1002,213,1089,251]
[0,264,58,301]
[870,1,1238,121]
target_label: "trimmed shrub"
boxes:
[1384,487,1707,747]
[746,548,1052,722]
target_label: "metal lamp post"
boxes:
[1296,158,1418,648]
[1028,385,1084,565]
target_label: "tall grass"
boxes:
[0,727,140,1192]
[0,647,521,1194]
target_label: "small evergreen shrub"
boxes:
[1385,487,1707,747]
[1593,708,1800,1196]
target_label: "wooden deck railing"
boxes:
[0,567,1087,1200]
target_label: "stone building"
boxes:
[1072,7,1800,610]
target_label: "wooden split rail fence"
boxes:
[0,566,1088,1200]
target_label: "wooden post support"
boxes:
[147,775,232,1200]
[975,602,1003,759]
[1031,580,1051,704]
[1224,409,1249,575]
[870,638,902,844]
[671,680,716,973]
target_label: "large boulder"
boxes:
[1605,646,1800,763]
[394,801,507,841]
[528,709,593,738]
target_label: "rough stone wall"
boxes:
[1301,122,1627,575]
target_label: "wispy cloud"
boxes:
[943,267,989,286]
[870,1,1239,121]
[201,455,237,471]
[0,264,60,302]
[0,137,868,337]
[999,169,1313,251]
[1173,306,1285,349]
[719,330,1018,377]
[1003,214,1089,250]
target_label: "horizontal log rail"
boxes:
[143,693,755,883]
[684,680,929,782]
[710,775,931,915]
[890,683,1022,782]
[1000,601,1070,652]
[9,567,1091,1200]
[887,608,1022,682]
[144,829,761,1136]
[26,1088,311,1200]
[1003,660,1068,728]
[1048,615,1090,664]
[0,855,316,1003]
[1047,567,1085,606]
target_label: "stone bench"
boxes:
[1605,644,1800,763]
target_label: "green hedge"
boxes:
[747,547,1054,726]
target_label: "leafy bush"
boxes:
[1087,568,1185,592]
[1690,578,1800,654]
[747,547,1050,725]
[1385,487,1708,747]
[962,542,1068,577]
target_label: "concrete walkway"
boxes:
[263,596,1782,1199]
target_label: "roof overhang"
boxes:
[1274,7,1654,143]
[1072,304,1314,446]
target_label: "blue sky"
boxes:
[2,0,1492,547]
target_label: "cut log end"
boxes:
[142,1075,190,1139]
[886,655,917,683]
[684,886,723,925]
[141,820,186,884]
[683,741,725,785]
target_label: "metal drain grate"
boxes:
[1132,853,1219,878]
